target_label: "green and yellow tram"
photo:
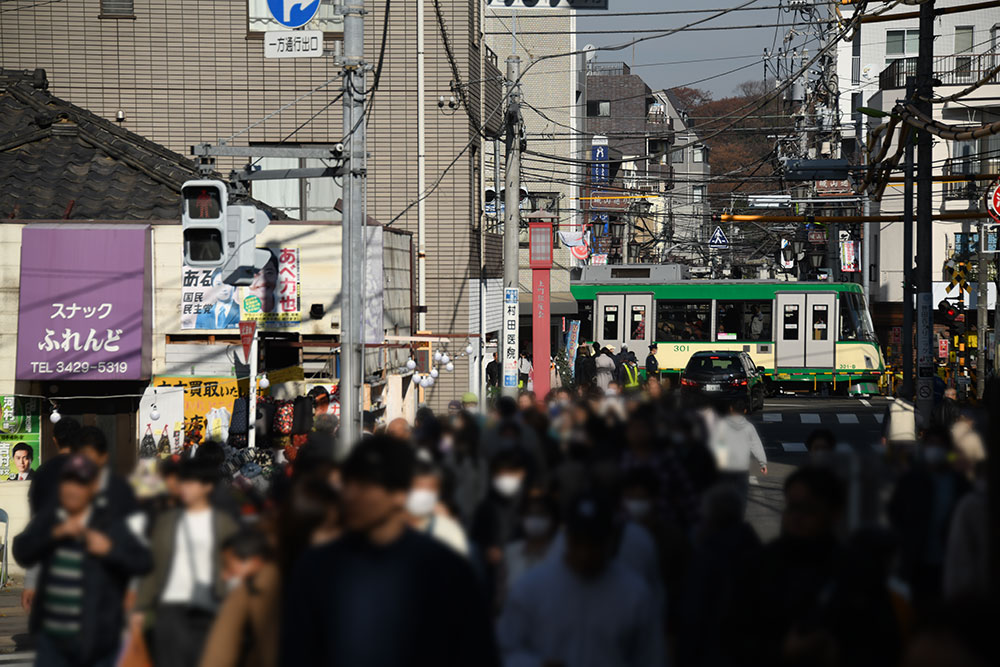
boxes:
[569,265,885,393]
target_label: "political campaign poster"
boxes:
[0,396,41,482]
[241,248,301,329]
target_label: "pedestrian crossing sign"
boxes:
[709,226,729,249]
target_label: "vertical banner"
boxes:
[0,396,41,481]
[363,227,385,343]
[242,248,301,329]
[182,266,241,330]
[566,320,581,377]
[503,288,519,389]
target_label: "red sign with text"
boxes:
[240,321,257,364]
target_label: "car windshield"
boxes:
[685,356,743,374]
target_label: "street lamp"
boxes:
[528,216,554,398]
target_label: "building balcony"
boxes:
[879,49,1000,91]
[942,157,1000,201]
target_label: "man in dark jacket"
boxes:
[14,454,152,666]
[27,417,81,515]
[486,352,500,390]
[282,436,499,667]
[932,387,960,430]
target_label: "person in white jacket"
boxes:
[709,400,767,507]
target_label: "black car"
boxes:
[680,351,765,412]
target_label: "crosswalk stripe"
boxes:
[782,442,808,453]
[801,413,821,424]
[837,413,859,424]
[762,413,782,423]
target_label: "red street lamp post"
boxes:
[528,218,553,398]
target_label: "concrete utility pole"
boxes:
[502,56,522,398]
[914,0,935,424]
[339,0,367,448]
[902,78,916,399]
[978,222,988,399]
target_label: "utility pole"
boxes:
[915,0,935,424]
[902,77,916,399]
[977,221,988,400]
[339,0,367,449]
[502,56,522,398]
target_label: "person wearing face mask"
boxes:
[888,426,971,612]
[502,495,559,598]
[498,493,665,667]
[200,529,279,667]
[471,449,528,606]
[406,459,468,556]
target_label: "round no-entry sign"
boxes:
[988,180,1000,224]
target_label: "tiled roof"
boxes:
[0,68,287,220]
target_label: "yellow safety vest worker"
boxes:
[624,363,640,389]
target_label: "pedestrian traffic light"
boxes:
[181,180,272,286]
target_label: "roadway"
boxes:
[743,396,890,540]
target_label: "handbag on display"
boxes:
[139,426,157,459]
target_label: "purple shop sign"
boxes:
[17,225,152,381]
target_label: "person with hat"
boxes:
[13,454,152,666]
[281,436,498,667]
[498,493,665,667]
[135,457,239,667]
[645,344,660,381]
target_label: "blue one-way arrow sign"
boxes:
[708,226,729,249]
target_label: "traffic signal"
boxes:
[181,180,272,286]
[182,180,226,265]
[938,300,957,324]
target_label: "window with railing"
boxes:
[100,0,134,17]
[886,29,919,65]
[955,26,975,80]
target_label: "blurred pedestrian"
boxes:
[501,494,559,597]
[498,493,665,667]
[932,387,960,430]
[200,529,280,667]
[386,417,413,441]
[281,436,498,667]
[574,344,597,390]
[471,448,529,597]
[943,467,988,602]
[708,400,767,508]
[889,426,971,611]
[595,345,617,391]
[136,457,239,667]
[406,459,468,556]
[76,426,138,517]
[14,454,151,667]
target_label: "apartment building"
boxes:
[584,60,673,264]
[836,0,1000,332]
[484,5,587,351]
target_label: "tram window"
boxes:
[656,301,711,341]
[812,304,829,340]
[630,305,647,341]
[578,300,594,341]
[716,300,772,341]
[839,292,877,342]
[603,305,619,340]
[783,304,800,340]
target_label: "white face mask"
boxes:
[225,577,243,593]
[493,474,523,498]
[406,489,438,517]
[522,516,552,538]
[624,499,652,519]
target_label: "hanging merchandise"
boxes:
[291,396,314,435]
[274,402,294,436]
[139,426,157,459]
[157,428,172,457]
[229,397,249,435]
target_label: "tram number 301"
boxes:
[672,345,690,352]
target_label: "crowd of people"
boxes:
[10,373,998,667]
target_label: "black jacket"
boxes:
[27,453,69,516]
[574,352,597,387]
[645,353,659,377]
[485,360,500,387]
[13,504,152,663]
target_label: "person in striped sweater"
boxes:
[13,454,152,666]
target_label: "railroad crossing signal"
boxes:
[944,260,971,294]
